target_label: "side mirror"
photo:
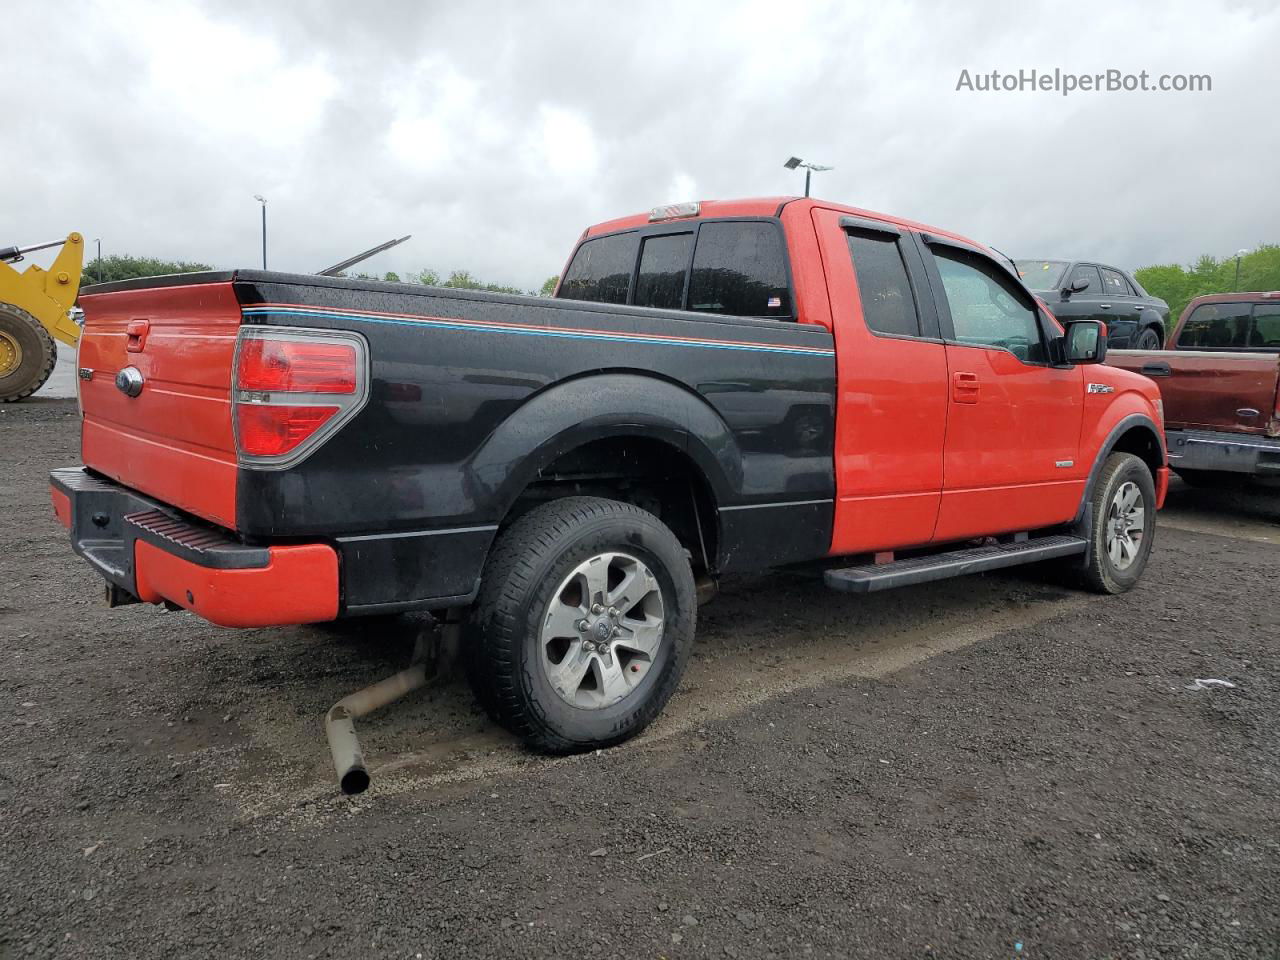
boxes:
[1061,278,1090,298]
[1062,319,1108,365]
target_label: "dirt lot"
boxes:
[2,398,1278,959]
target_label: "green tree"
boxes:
[1135,244,1280,322]
[84,254,213,285]
[383,271,400,283]
[540,275,559,297]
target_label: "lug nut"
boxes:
[591,603,602,615]
[608,607,619,617]
[576,619,589,632]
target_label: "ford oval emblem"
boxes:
[115,366,145,397]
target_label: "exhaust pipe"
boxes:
[324,617,459,795]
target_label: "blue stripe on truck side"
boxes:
[240,305,835,358]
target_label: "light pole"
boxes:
[783,156,833,197]
[93,237,101,282]
[1234,248,1248,291]
[254,194,267,269]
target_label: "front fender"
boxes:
[1076,396,1166,522]
[467,372,745,519]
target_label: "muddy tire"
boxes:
[1081,453,1156,594]
[465,496,695,754]
[0,304,58,402]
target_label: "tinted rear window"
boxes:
[688,222,791,318]
[558,232,639,305]
[634,233,692,310]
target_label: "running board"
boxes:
[823,535,1088,594]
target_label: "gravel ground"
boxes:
[2,398,1278,959]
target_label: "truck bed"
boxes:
[75,269,838,613]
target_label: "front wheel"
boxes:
[1081,452,1156,594]
[466,497,696,753]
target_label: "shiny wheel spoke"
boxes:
[616,614,663,656]
[546,641,593,696]
[543,599,585,640]
[1105,481,1146,572]
[540,551,666,710]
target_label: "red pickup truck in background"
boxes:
[52,197,1168,761]
[1108,291,1280,485]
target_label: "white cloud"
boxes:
[3,0,1278,287]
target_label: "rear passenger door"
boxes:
[919,239,1085,541]
[814,209,949,554]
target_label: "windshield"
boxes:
[1015,260,1069,291]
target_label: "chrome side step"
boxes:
[823,535,1088,594]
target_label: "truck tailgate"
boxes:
[77,278,241,528]
[1108,349,1280,435]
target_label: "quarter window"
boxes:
[1100,268,1130,297]
[846,232,921,338]
[633,233,692,310]
[558,232,640,305]
[688,221,791,318]
[933,247,1045,363]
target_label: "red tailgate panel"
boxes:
[78,282,241,529]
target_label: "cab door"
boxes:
[814,208,948,555]
[917,237,1086,541]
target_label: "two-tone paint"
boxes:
[60,198,1167,626]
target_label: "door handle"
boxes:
[125,319,150,353]
[1237,408,1260,419]
[952,371,979,404]
[1099,303,1112,309]
[1140,362,1171,377]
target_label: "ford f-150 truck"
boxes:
[51,197,1168,755]
[1108,291,1280,484]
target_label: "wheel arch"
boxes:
[469,372,739,569]
[1075,412,1165,524]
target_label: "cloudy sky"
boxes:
[6,0,1279,290]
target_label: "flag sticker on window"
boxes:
[768,296,782,308]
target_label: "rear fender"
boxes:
[468,372,742,518]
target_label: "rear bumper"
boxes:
[1166,429,1280,477]
[50,467,339,628]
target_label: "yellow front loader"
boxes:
[0,232,84,402]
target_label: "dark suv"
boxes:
[1016,259,1169,349]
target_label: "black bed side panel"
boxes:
[231,273,836,608]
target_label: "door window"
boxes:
[1249,303,1280,349]
[846,231,921,338]
[933,247,1046,363]
[558,232,640,305]
[1100,268,1130,297]
[1177,302,1252,349]
[688,221,791,318]
[1068,263,1102,294]
[633,233,692,310]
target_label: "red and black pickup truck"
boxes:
[51,197,1168,754]
[1109,291,1280,485]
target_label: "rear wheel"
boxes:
[466,496,695,753]
[1133,325,1162,351]
[0,304,58,402]
[1081,453,1156,594]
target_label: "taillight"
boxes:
[236,338,357,394]
[232,327,369,468]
